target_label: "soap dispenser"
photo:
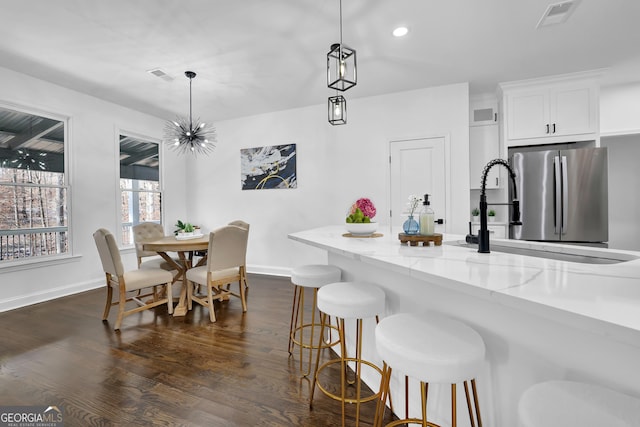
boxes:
[419,194,435,236]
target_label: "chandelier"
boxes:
[164,71,216,155]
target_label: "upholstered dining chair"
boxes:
[186,224,249,323]
[93,228,174,330]
[132,222,179,272]
[228,220,250,289]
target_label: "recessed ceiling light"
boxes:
[392,27,409,37]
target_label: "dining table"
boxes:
[143,234,209,316]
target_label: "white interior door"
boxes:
[390,137,446,233]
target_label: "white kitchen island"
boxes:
[288,225,640,427]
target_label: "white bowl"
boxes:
[346,222,378,235]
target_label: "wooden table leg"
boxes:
[157,251,190,317]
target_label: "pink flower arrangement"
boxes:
[349,198,376,220]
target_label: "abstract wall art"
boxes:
[240,144,297,190]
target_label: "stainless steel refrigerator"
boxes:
[509,145,608,243]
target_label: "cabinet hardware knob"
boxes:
[546,124,550,134]
[494,113,497,122]
[553,123,556,133]
[496,177,499,186]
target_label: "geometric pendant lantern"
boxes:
[326,0,357,91]
[327,43,357,91]
[328,94,347,125]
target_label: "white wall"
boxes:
[187,83,470,275]
[600,83,640,250]
[0,66,188,311]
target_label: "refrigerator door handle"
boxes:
[561,156,568,235]
[554,156,562,235]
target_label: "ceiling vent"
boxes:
[147,68,174,82]
[536,0,581,29]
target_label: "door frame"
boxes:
[387,133,452,234]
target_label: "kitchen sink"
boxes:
[444,240,638,264]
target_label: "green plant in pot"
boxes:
[471,208,480,217]
[488,210,496,221]
[174,220,195,235]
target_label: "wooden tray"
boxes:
[398,233,443,246]
[343,233,384,238]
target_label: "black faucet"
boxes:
[466,158,522,253]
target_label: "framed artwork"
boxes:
[240,144,297,190]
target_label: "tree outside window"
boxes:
[0,106,68,261]
[119,134,162,245]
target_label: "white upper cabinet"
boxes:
[500,71,601,147]
[469,124,500,189]
[469,95,501,189]
[470,97,498,126]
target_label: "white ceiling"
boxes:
[1,0,639,122]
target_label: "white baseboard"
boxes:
[247,264,292,278]
[0,265,292,313]
[0,278,104,313]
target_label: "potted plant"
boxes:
[488,209,496,222]
[174,220,195,236]
[471,208,480,219]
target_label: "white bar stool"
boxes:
[310,281,387,427]
[518,380,640,427]
[374,312,486,427]
[288,264,341,376]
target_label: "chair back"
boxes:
[93,228,125,277]
[133,222,165,259]
[207,225,249,272]
[228,220,250,231]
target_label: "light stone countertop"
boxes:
[288,225,640,348]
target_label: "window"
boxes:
[119,134,162,246]
[0,105,68,262]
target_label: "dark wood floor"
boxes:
[0,274,393,426]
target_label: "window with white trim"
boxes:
[119,134,162,246]
[0,105,68,262]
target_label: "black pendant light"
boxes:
[328,94,347,125]
[164,71,216,155]
[327,0,356,91]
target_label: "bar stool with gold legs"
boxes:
[518,380,640,427]
[310,281,387,427]
[374,312,486,427]
[288,264,342,376]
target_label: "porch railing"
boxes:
[0,227,68,261]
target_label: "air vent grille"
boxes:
[536,0,581,28]
[147,68,174,82]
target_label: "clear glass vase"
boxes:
[403,215,419,235]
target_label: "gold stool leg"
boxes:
[421,381,429,427]
[464,380,476,427]
[452,383,457,427]
[339,318,347,427]
[472,378,483,427]
[288,285,300,355]
[298,287,306,373]
[309,312,328,408]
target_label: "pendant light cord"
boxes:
[189,76,193,131]
[339,0,343,46]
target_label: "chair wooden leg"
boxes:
[114,288,127,330]
[239,274,247,313]
[102,284,113,320]
[207,285,217,323]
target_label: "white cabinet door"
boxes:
[469,124,500,189]
[506,90,550,140]
[551,84,597,137]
